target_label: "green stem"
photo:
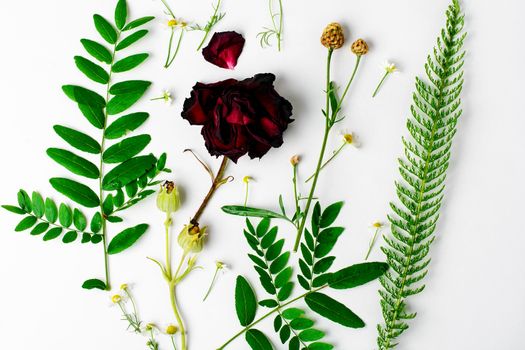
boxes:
[277,0,283,51]
[333,55,362,118]
[196,0,222,50]
[166,30,184,68]
[305,142,347,183]
[165,212,173,279]
[372,71,390,98]
[99,29,121,290]
[160,0,176,18]
[293,49,333,252]
[365,227,380,260]
[292,164,300,226]
[170,282,187,350]
[243,181,249,207]
[203,266,220,301]
[217,285,327,349]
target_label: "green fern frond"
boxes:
[376,1,466,348]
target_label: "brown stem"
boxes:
[190,156,229,226]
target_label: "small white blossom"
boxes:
[383,61,397,74]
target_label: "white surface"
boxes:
[0,0,523,349]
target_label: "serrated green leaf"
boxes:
[93,14,117,44]
[116,30,148,51]
[115,0,127,30]
[91,212,102,233]
[245,329,273,350]
[221,206,288,220]
[53,125,101,154]
[31,222,49,235]
[47,148,99,179]
[112,53,148,73]
[305,292,365,328]
[107,92,147,115]
[50,178,100,208]
[103,134,151,163]
[320,201,344,228]
[123,16,154,31]
[235,276,257,327]
[329,262,388,289]
[105,112,149,139]
[2,205,25,215]
[80,39,112,64]
[82,278,107,290]
[74,56,109,84]
[107,223,148,254]
[62,231,78,243]
[15,216,37,231]
[31,192,45,218]
[73,209,87,231]
[43,227,63,241]
[109,80,151,95]
[102,155,156,190]
[58,203,73,227]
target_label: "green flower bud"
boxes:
[156,181,180,214]
[178,224,207,253]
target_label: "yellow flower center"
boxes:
[166,324,178,335]
[168,19,178,27]
[372,222,383,228]
[111,294,122,303]
[243,176,252,184]
[343,134,353,144]
[216,261,225,269]
[120,283,128,290]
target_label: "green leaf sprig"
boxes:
[376,1,466,348]
[218,206,389,349]
[193,0,226,50]
[258,0,284,51]
[2,0,168,291]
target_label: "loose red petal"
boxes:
[202,31,245,70]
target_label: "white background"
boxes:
[0,0,524,349]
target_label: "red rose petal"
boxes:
[202,31,245,70]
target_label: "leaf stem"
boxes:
[372,71,390,98]
[305,141,347,183]
[216,285,327,349]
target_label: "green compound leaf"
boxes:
[245,329,273,350]
[74,56,109,84]
[123,16,154,31]
[116,30,148,51]
[93,14,117,44]
[53,125,101,154]
[329,262,388,290]
[50,178,100,208]
[62,85,105,108]
[112,53,149,73]
[107,223,148,254]
[80,39,112,64]
[105,112,149,139]
[114,0,128,30]
[319,201,344,228]
[102,155,156,190]
[44,198,58,223]
[103,134,151,164]
[47,148,100,179]
[31,192,45,218]
[235,276,258,327]
[58,203,73,227]
[305,292,365,328]
[78,104,105,129]
[43,227,63,241]
[2,205,26,215]
[82,278,107,290]
[109,80,151,95]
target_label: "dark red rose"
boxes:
[202,31,245,70]
[181,73,293,162]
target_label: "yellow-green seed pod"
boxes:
[178,224,207,253]
[156,181,181,214]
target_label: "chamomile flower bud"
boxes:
[383,62,397,74]
[243,176,252,184]
[216,261,227,269]
[351,39,369,56]
[342,132,360,147]
[167,18,178,28]
[156,181,180,214]
[290,155,300,166]
[120,283,128,291]
[178,224,207,253]
[111,294,123,304]
[165,324,178,335]
[321,23,345,50]
[145,323,157,332]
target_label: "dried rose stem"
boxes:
[190,156,229,226]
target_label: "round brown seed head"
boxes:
[321,23,345,50]
[351,39,369,56]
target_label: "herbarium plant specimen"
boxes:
[219,24,389,349]
[376,0,466,348]
[2,0,168,291]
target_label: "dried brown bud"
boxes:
[351,39,369,56]
[290,155,300,166]
[321,23,345,50]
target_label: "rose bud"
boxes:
[156,181,181,214]
[181,73,293,163]
[202,31,246,70]
[321,23,345,50]
[178,224,207,253]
